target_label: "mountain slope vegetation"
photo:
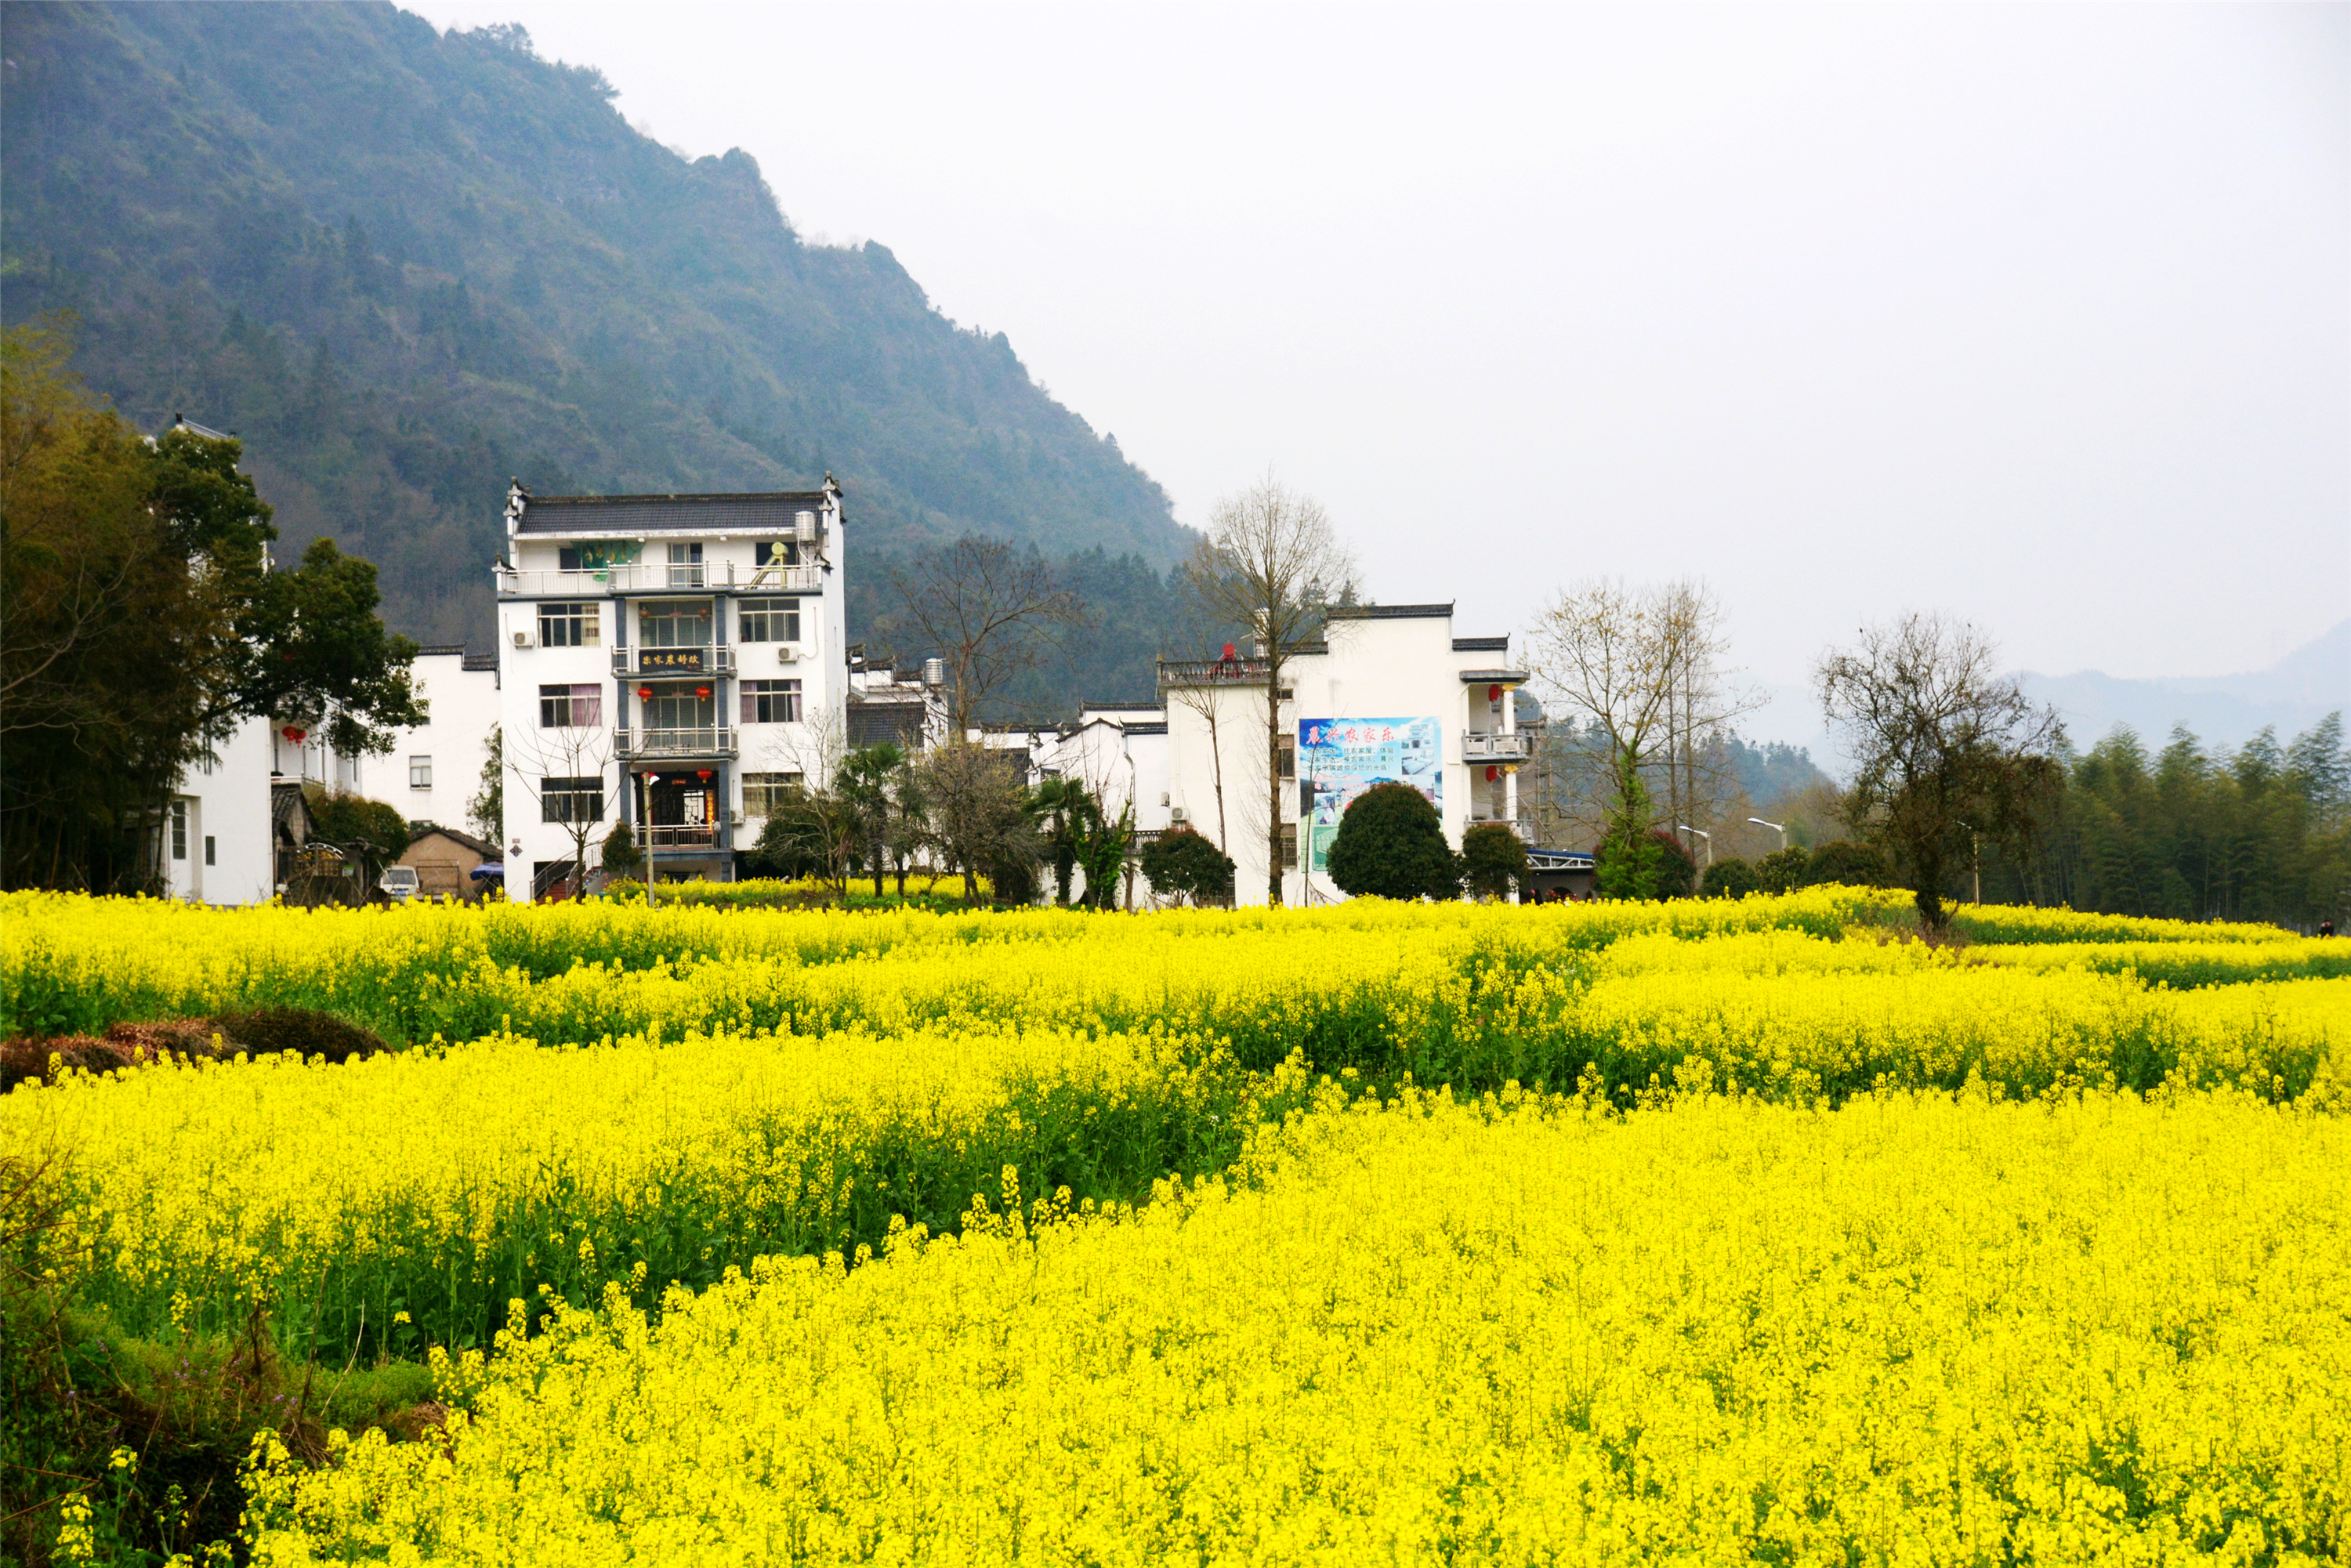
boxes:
[0,2,1187,646]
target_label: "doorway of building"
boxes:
[640,773,719,849]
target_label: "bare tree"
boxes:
[1817,613,2063,929]
[1525,578,1759,896]
[1179,473,1356,905]
[888,537,1087,737]
[506,722,614,900]
[916,740,1041,904]
[1164,680,1232,853]
[754,701,863,897]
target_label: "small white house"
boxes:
[159,716,277,905]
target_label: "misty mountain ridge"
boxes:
[0,3,1189,646]
[2021,618,2349,755]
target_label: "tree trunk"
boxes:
[1266,665,1284,907]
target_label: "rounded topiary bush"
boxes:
[1461,823,1527,901]
[1140,827,1236,907]
[1328,784,1460,902]
[1701,857,1761,899]
[1756,846,1812,895]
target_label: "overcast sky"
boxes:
[436,1,2346,713]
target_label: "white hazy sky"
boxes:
[434,1,2347,706]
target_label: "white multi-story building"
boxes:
[494,480,847,898]
[1150,603,1529,907]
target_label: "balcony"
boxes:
[1463,731,1530,762]
[497,562,824,598]
[616,726,737,759]
[1157,656,1272,689]
[643,824,720,849]
[613,646,735,678]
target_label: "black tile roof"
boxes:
[1452,636,1509,653]
[516,492,831,536]
[1458,668,1530,683]
[460,653,500,672]
[1327,603,1453,621]
[1081,701,1165,712]
[414,643,469,657]
[1120,722,1168,736]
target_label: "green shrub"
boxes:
[1328,784,1460,902]
[1701,858,1761,899]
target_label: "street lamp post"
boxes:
[1677,824,1712,869]
[1748,817,1787,853]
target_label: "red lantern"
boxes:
[281,726,307,744]
[1485,765,1500,783]
[636,686,654,701]
[1487,683,1502,703]
[696,769,713,781]
[694,685,712,700]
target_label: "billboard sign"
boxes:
[1298,716,1443,871]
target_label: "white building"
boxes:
[1152,603,1528,907]
[159,716,278,905]
[345,646,502,836]
[494,480,848,899]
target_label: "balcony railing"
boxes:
[616,726,737,759]
[1158,657,1272,688]
[1463,732,1530,761]
[644,824,720,849]
[613,646,736,677]
[497,563,824,598]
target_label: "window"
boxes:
[170,799,188,860]
[741,679,802,725]
[667,541,705,587]
[742,771,805,818]
[737,597,802,643]
[205,835,216,867]
[643,683,714,730]
[639,601,712,649]
[541,776,605,824]
[410,755,433,790]
[538,601,599,647]
[1277,738,1296,780]
[1280,823,1298,871]
[755,540,799,568]
[539,683,603,728]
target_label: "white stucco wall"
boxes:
[164,715,277,905]
[350,652,502,836]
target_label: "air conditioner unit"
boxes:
[1170,805,1187,824]
[776,644,799,665]
[511,629,534,649]
[1158,791,1171,807]
[727,809,744,827]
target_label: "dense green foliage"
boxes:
[1978,719,2351,931]
[1700,858,1759,899]
[1755,846,1812,896]
[1806,840,1886,887]
[1,324,419,890]
[1139,827,1235,907]
[1328,784,1460,902]
[1461,822,1527,900]
[0,4,1188,649]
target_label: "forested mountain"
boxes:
[0,3,1189,647]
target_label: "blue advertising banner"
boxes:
[1298,716,1443,871]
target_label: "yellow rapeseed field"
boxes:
[244,1085,2351,1566]
[6,889,2347,1563]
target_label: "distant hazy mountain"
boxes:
[2021,619,2349,753]
[0,3,1188,645]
